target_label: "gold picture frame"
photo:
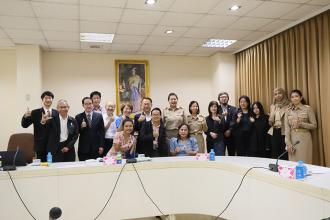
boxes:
[115,60,150,115]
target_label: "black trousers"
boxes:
[103,138,113,157]
[52,142,76,162]
[235,131,250,156]
[224,136,236,156]
[271,128,288,160]
[36,151,47,162]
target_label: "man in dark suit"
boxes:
[21,91,58,162]
[218,92,237,156]
[134,97,152,154]
[46,99,78,162]
[75,97,105,161]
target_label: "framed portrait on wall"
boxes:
[115,60,150,114]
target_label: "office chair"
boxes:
[7,133,35,163]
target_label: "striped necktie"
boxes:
[87,113,91,127]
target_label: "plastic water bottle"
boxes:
[116,152,122,164]
[47,152,53,164]
[209,149,215,161]
[295,160,305,180]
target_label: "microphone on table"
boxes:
[126,157,152,163]
[49,207,62,220]
[269,141,300,172]
[3,147,20,171]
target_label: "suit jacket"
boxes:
[134,112,147,132]
[219,104,237,132]
[230,110,254,135]
[75,112,105,154]
[46,115,79,155]
[21,108,58,152]
[205,115,225,143]
[139,121,168,157]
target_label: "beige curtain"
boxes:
[235,10,330,166]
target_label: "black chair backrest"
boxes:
[0,150,27,167]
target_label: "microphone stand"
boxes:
[269,141,300,172]
[269,150,288,172]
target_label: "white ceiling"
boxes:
[0,0,328,56]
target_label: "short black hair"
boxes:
[151,107,162,115]
[208,101,219,117]
[90,91,101,99]
[82,97,92,105]
[218,92,229,101]
[168,92,178,101]
[41,91,54,99]
[189,101,200,114]
[141,97,153,103]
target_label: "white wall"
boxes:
[210,52,236,106]
[42,52,214,116]
[0,49,17,150]
[16,45,43,132]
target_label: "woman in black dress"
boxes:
[230,96,254,156]
[248,102,270,157]
[205,101,225,155]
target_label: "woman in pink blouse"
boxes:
[108,119,136,159]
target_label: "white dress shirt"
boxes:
[103,114,117,139]
[59,115,68,142]
[43,107,52,117]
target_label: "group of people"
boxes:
[21,88,317,164]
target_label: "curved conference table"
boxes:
[0,156,330,220]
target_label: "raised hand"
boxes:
[153,130,159,139]
[81,118,87,128]
[138,114,146,122]
[24,107,31,118]
[40,112,52,124]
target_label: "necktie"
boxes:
[47,110,51,117]
[87,113,91,127]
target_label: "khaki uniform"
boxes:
[285,104,317,164]
[163,107,186,140]
[186,114,208,153]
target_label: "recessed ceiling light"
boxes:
[229,5,241,11]
[80,33,114,43]
[202,39,237,48]
[165,30,174,34]
[145,0,157,5]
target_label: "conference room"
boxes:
[0,0,329,219]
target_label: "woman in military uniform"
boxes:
[285,90,317,164]
[186,101,208,153]
[163,93,186,142]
